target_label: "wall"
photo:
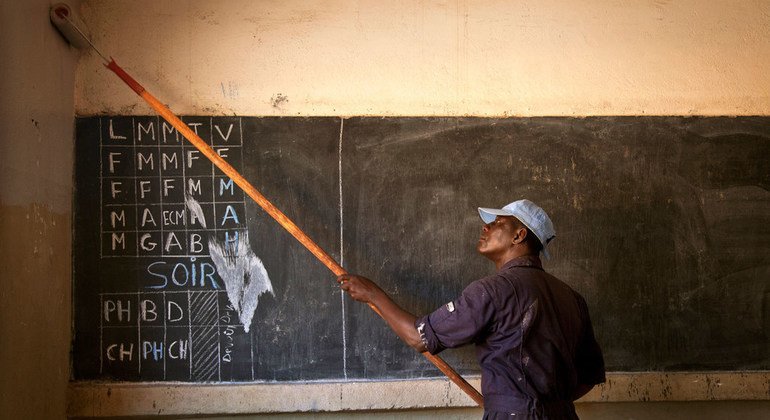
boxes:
[0,0,760,418]
[76,0,770,116]
[0,0,80,418]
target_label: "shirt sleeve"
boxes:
[414,279,497,355]
[575,295,606,385]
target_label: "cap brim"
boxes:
[478,207,513,224]
[478,206,553,260]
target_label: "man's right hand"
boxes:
[337,274,384,304]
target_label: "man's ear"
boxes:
[512,226,528,245]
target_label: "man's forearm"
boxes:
[337,273,428,353]
[370,292,427,352]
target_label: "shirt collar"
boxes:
[499,255,543,272]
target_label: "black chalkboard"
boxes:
[72,116,770,382]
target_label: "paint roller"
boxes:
[49,4,484,407]
[50,4,105,58]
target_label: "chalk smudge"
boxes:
[209,231,274,333]
[185,195,274,333]
[185,195,208,229]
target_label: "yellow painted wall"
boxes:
[76,0,770,117]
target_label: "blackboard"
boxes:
[72,116,770,382]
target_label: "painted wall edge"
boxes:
[67,371,770,417]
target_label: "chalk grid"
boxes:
[99,116,247,258]
[96,116,249,380]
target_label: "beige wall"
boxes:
[76,0,770,116]
[0,0,79,418]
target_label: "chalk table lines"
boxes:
[99,290,239,381]
[99,116,247,259]
[93,116,349,382]
[96,116,251,381]
[190,291,220,381]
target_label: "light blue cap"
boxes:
[478,199,556,259]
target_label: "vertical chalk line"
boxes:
[98,118,104,372]
[99,293,103,374]
[162,290,167,379]
[136,291,141,375]
[240,117,256,381]
[338,117,347,380]
[132,118,139,257]
[250,310,255,380]
[99,118,103,259]
[180,116,188,255]
[209,118,219,249]
[133,120,142,376]
[155,117,164,258]
[216,291,221,381]
[187,290,193,378]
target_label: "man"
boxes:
[338,199,605,419]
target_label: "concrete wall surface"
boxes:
[76,401,770,420]
[192,401,770,420]
[0,0,79,418]
[66,373,770,417]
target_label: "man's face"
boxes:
[477,216,518,259]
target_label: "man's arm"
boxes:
[338,274,427,353]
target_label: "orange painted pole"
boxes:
[105,59,484,407]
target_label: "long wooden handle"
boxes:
[106,59,484,407]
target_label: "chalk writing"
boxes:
[96,117,262,381]
[145,258,220,289]
[100,291,237,380]
[100,116,245,257]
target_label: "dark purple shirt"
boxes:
[416,256,605,415]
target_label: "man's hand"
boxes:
[337,274,384,304]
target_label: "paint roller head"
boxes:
[50,3,89,49]
[49,2,108,61]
